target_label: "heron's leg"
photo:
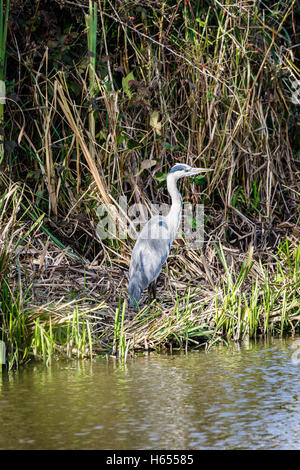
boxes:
[152,281,157,299]
[148,281,157,301]
[147,284,152,301]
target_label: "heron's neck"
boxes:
[166,175,182,236]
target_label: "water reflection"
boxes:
[0,336,299,449]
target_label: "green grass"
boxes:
[211,241,300,343]
[1,284,104,369]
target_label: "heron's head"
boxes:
[167,163,213,181]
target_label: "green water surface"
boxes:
[0,337,299,450]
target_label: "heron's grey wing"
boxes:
[129,216,172,287]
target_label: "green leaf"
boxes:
[163,142,180,151]
[192,174,208,186]
[122,71,135,99]
[154,171,167,182]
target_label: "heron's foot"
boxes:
[147,282,157,302]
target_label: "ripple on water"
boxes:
[0,336,299,449]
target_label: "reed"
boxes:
[0,1,299,365]
[0,0,10,163]
[85,0,98,161]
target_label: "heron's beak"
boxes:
[189,167,214,175]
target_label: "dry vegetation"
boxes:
[0,0,299,367]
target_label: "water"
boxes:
[0,337,300,450]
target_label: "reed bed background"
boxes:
[0,0,299,367]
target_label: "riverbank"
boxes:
[1,183,299,368]
[0,1,299,367]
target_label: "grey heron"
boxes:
[128,163,213,308]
